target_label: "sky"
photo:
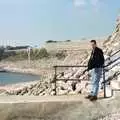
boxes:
[0,0,120,46]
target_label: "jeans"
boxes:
[90,68,102,96]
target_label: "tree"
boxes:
[0,46,5,61]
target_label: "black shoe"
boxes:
[89,96,97,101]
[85,95,92,99]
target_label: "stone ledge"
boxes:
[0,94,119,120]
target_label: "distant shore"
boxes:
[0,63,41,76]
[0,80,39,94]
[0,62,41,93]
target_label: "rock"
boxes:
[6,91,14,95]
[68,91,78,95]
[66,81,74,91]
[75,82,82,93]
[51,83,56,90]
[35,83,41,89]
[64,72,73,79]
[106,86,112,97]
[98,91,104,98]
[39,91,46,96]
[50,91,55,96]
[20,89,27,95]
[15,89,22,95]
[72,67,79,72]
[111,81,120,90]
[117,75,120,81]
[57,90,68,95]
[73,69,83,78]
[106,49,113,56]
[57,81,68,90]
[111,66,120,72]
[81,81,89,88]
[45,87,52,94]
[82,84,92,94]
[33,92,39,96]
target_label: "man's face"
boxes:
[91,42,96,49]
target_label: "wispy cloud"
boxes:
[73,0,102,8]
[91,0,100,6]
[73,0,86,7]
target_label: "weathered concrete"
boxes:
[0,95,120,120]
[0,95,82,120]
[0,101,82,120]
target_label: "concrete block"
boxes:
[111,81,120,90]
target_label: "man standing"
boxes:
[85,40,105,101]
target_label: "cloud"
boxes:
[91,0,100,6]
[73,0,102,8]
[73,0,86,7]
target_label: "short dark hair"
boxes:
[90,40,96,44]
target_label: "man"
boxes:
[85,40,105,101]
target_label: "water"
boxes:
[0,72,40,85]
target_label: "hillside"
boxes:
[0,39,105,75]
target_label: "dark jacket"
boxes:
[88,47,104,70]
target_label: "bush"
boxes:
[30,48,49,60]
[0,47,5,61]
[5,51,28,61]
[103,35,111,45]
[65,40,71,42]
[46,40,57,43]
[55,50,67,60]
[36,48,49,59]
[39,48,49,58]
[2,47,68,61]
[4,48,49,61]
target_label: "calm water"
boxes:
[0,72,40,85]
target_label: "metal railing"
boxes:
[53,65,89,96]
[53,49,120,98]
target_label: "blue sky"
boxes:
[0,0,119,46]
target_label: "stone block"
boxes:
[111,81,120,90]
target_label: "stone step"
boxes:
[97,86,112,98]
[0,95,118,120]
[111,81,120,90]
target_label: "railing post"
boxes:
[103,67,106,98]
[54,66,57,95]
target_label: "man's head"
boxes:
[90,40,97,49]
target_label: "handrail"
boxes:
[105,49,120,61]
[105,56,120,67]
[102,71,120,84]
[54,65,87,68]
[53,65,89,95]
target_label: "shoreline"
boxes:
[0,63,41,93]
[0,63,41,76]
[0,80,39,93]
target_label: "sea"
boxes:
[0,72,40,86]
